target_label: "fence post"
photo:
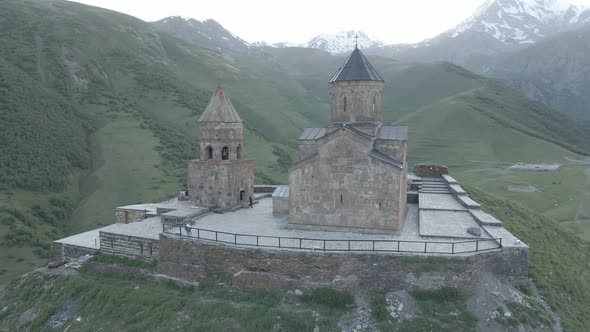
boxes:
[256,236,259,247]
[300,238,302,249]
[279,237,281,248]
[197,228,200,239]
[476,240,479,252]
[499,238,503,248]
[323,240,326,252]
[215,231,218,242]
[179,225,182,236]
[424,242,427,253]
[372,241,375,252]
[348,241,351,251]
[234,234,237,245]
[452,242,455,254]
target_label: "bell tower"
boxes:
[329,47,384,128]
[187,84,254,209]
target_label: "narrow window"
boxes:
[221,146,229,160]
[206,146,213,160]
[373,95,376,112]
[340,194,343,204]
[237,145,242,160]
[343,96,347,112]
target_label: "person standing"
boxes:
[249,196,253,208]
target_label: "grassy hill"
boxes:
[0,2,589,328]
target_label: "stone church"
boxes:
[285,47,408,232]
[187,84,254,209]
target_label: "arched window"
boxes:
[237,145,242,160]
[206,146,213,160]
[221,146,229,160]
[343,96,347,112]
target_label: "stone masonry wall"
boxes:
[187,159,254,209]
[272,197,289,216]
[53,242,98,261]
[330,81,383,124]
[100,232,159,262]
[158,235,529,293]
[115,209,146,223]
[289,130,404,231]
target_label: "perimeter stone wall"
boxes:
[100,232,159,262]
[158,235,528,293]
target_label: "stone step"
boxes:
[419,189,451,194]
[421,184,449,188]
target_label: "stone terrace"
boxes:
[55,177,525,257]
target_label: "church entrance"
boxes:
[240,190,245,202]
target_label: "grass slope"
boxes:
[467,186,590,331]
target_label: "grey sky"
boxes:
[69,0,590,44]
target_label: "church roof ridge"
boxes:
[198,84,242,123]
[329,47,384,83]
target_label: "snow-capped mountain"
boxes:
[152,16,251,53]
[448,0,590,45]
[304,31,383,54]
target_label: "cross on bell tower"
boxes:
[354,33,359,49]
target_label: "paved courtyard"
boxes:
[56,192,525,255]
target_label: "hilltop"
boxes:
[0,3,589,329]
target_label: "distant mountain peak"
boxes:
[448,0,590,44]
[304,30,383,54]
[153,16,251,52]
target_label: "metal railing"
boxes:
[163,224,502,255]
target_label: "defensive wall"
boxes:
[157,234,528,293]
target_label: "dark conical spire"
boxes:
[329,48,384,83]
[198,84,242,123]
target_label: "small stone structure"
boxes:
[187,84,254,209]
[414,164,449,178]
[271,185,289,216]
[115,207,146,223]
[286,47,408,232]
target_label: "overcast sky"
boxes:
[70,0,590,44]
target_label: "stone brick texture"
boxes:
[100,232,159,262]
[414,164,449,178]
[53,243,98,261]
[187,159,254,209]
[272,197,289,216]
[115,209,146,223]
[330,81,383,124]
[158,235,529,293]
[289,129,406,231]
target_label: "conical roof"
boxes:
[329,47,384,83]
[198,84,242,123]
